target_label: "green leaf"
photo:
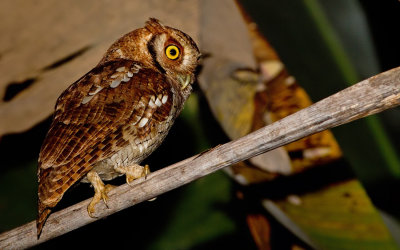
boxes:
[273,180,398,249]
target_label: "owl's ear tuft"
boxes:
[145,18,165,33]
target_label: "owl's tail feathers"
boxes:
[37,202,52,239]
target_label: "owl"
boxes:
[37,18,201,237]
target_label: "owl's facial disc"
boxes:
[146,23,200,90]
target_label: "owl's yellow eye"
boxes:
[165,45,180,60]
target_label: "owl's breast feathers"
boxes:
[37,59,175,223]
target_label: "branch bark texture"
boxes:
[1,66,400,249]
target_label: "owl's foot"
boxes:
[87,171,115,218]
[115,164,150,185]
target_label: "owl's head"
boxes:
[102,18,201,90]
[144,18,201,89]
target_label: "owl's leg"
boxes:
[87,170,114,218]
[114,164,150,184]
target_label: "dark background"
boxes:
[0,1,399,249]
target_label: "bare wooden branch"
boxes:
[1,66,399,249]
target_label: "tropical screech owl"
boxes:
[37,18,201,237]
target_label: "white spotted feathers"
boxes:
[81,62,170,132]
[134,94,169,128]
[81,64,142,105]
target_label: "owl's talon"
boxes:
[87,191,103,218]
[88,201,98,218]
[115,164,151,184]
[103,184,115,208]
[143,164,150,179]
[87,171,114,217]
[127,175,134,184]
[126,178,133,186]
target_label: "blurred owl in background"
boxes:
[37,18,201,237]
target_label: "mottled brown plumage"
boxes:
[37,18,201,237]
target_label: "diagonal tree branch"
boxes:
[1,66,400,249]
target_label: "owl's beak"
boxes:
[178,74,191,89]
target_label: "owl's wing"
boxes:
[37,59,173,223]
